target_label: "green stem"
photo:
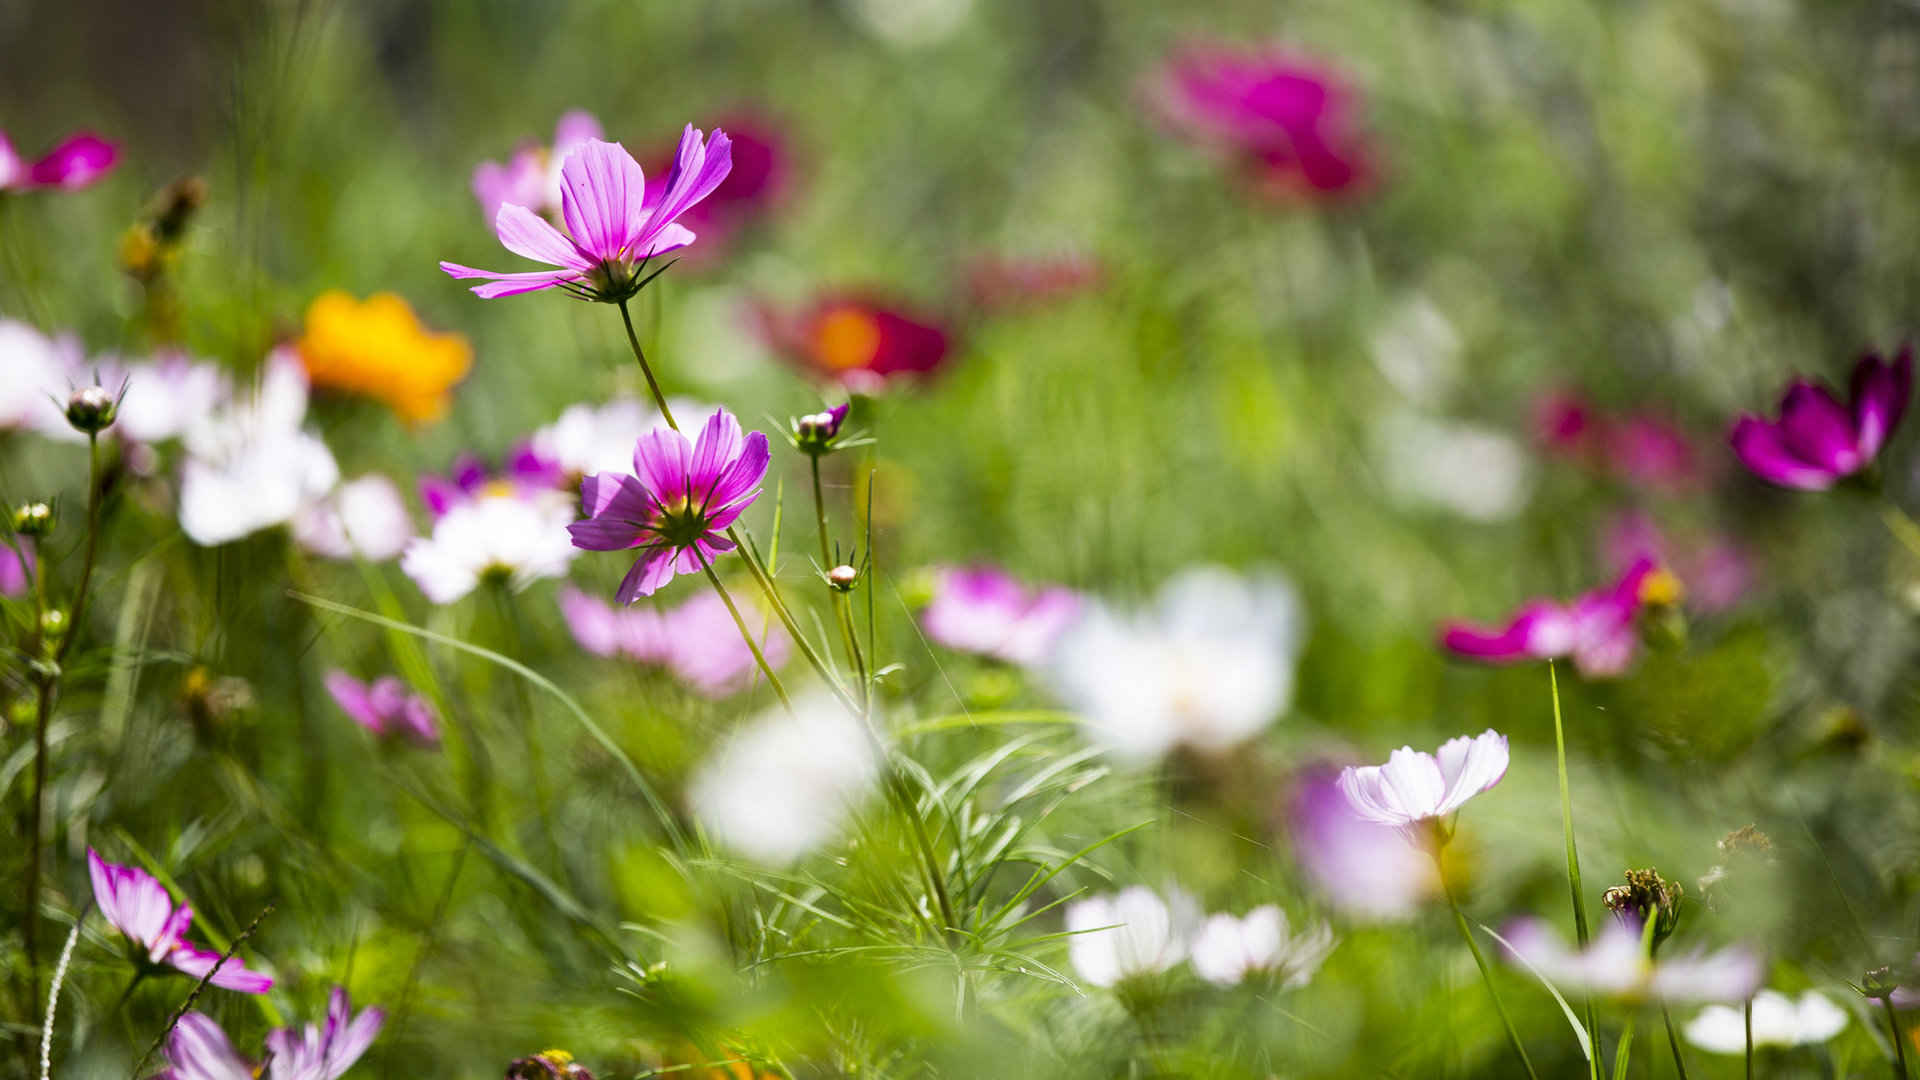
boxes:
[809,454,833,570]
[1610,1015,1635,1080]
[1662,1006,1691,1080]
[1886,995,1910,1079]
[1549,661,1604,1080]
[1745,997,1754,1080]
[1443,871,1539,1080]
[617,298,679,434]
[694,547,791,710]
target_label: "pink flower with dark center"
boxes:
[1731,345,1913,490]
[1154,44,1372,199]
[87,849,273,993]
[1439,557,1661,678]
[0,130,118,192]
[164,988,383,1080]
[567,407,769,601]
[324,671,440,746]
[471,110,604,223]
[442,126,732,302]
[757,295,953,392]
[1337,730,1510,830]
[920,565,1082,667]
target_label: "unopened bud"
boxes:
[1866,966,1898,999]
[828,564,859,591]
[66,384,118,434]
[13,502,54,536]
[39,608,67,639]
[792,403,850,455]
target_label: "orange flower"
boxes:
[297,290,472,423]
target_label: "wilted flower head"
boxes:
[1500,917,1762,1004]
[297,291,473,424]
[472,110,604,223]
[400,483,576,604]
[1684,990,1847,1053]
[442,126,732,301]
[920,565,1082,667]
[178,350,340,547]
[1190,905,1335,988]
[1601,868,1684,947]
[567,407,770,601]
[1732,345,1912,490]
[1337,730,1509,832]
[325,670,439,746]
[1287,764,1442,920]
[0,129,117,191]
[1439,557,1663,678]
[164,988,383,1080]
[1064,886,1200,988]
[687,692,880,864]
[293,474,414,563]
[505,1049,596,1080]
[758,296,952,392]
[1047,566,1304,761]
[87,849,273,993]
[1154,44,1372,198]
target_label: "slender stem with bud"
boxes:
[694,546,792,710]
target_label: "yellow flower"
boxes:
[297,290,472,424]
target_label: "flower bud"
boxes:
[1865,966,1898,999]
[65,384,118,434]
[12,502,54,536]
[39,608,67,640]
[792,403,850,455]
[827,564,859,591]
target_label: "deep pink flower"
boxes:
[87,849,273,993]
[165,987,383,1080]
[1440,558,1660,678]
[757,295,952,392]
[471,110,604,223]
[1154,44,1372,199]
[567,407,769,600]
[0,130,118,192]
[1603,415,1705,492]
[1532,389,1597,454]
[1731,345,1913,490]
[920,565,1082,667]
[441,126,732,301]
[324,671,439,746]
[642,114,787,263]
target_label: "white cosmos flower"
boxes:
[1375,409,1532,522]
[528,396,708,480]
[399,488,576,604]
[111,352,230,444]
[0,319,83,436]
[1190,905,1336,988]
[1337,730,1510,829]
[1500,918,1763,1004]
[178,351,340,546]
[293,474,414,562]
[1065,886,1201,988]
[1684,990,1848,1054]
[1047,566,1305,761]
[687,692,880,865]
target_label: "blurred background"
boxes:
[5,0,1920,1076]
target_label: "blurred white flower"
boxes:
[529,396,707,480]
[1065,886,1200,988]
[845,0,973,47]
[687,692,880,865]
[178,351,340,546]
[1375,409,1532,522]
[293,474,414,562]
[1189,905,1335,988]
[399,488,575,603]
[0,319,86,438]
[110,351,230,444]
[1370,295,1462,405]
[1500,918,1763,1004]
[1047,566,1304,761]
[1684,990,1848,1054]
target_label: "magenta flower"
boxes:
[1500,918,1762,1004]
[920,565,1082,667]
[567,407,769,600]
[165,988,383,1080]
[1731,345,1913,490]
[87,849,273,993]
[757,295,953,392]
[324,671,439,746]
[1439,557,1659,678]
[641,114,787,263]
[472,110,604,223]
[441,126,732,301]
[0,130,118,192]
[1154,44,1372,198]
[1337,730,1509,830]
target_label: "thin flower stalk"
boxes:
[1663,1006,1692,1080]
[1443,874,1540,1080]
[694,545,792,709]
[1883,994,1910,1079]
[1550,661,1604,1080]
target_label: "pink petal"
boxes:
[437,262,579,299]
[1730,415,1835,490]
[706,431,771,514]
[637,126,733,251]
[1853,345,1913,460]
[616,545,681,602]
[559,139,648,260]
[632,426,693,504]
[0,132,21,189]
[1777,382,1863,475]
[166,1013,254,1080]
[688,408,745,502]
[27,132,117,190]
[493,203,591,270]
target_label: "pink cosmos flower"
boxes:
[1532,390,1708,492]
[1287,764,1441,920]
[1153,44,1372,199]
[567,407,770,601]
[1500,917,1762,1004]
[164,988,383,1080]
[441,126,732,301]
[471,110,604,223]
[1602,510,1751,615]
[756,295,953,392]
[1439,557,1659,678]
[1337,730,1509,830]
[87,849,273,993]
[641,114,787,263]
[1731,345,1913,490]
[324,671,439,746]
[0,130,118,192]
[558,585,788,696]
[919,565,1082,667]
